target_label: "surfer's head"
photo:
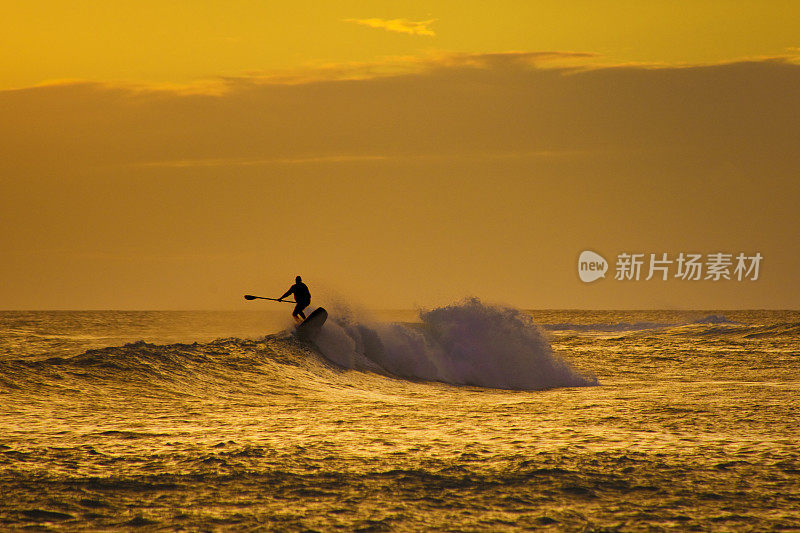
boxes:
[296,275,302,283]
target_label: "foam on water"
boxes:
[314,298,597,390]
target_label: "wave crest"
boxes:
[1,301,599,394]
[314,298,598,390]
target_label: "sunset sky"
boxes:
[2,1,799,309]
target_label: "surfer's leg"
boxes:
[293,303,307,321]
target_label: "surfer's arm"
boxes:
[278,287,294,301]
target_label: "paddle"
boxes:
[244,295,296,303]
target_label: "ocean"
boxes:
[1,302,798,531]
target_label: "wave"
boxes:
[0,338,298,395]
[540,314,800,343]
[543,321,671,333]
[742,321,800,339]
[314,298,597,390]
[0,300,597,394]
[689,321,800,339]
[543,315,736,333]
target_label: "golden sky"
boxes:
[3,0,800,89]
[1,1,799,309]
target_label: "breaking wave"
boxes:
[0,299,597,394]
[315,298,597,390]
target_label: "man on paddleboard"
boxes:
[278,276,311,322]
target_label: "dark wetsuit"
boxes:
[282,282,311,319]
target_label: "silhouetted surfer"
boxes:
[279,276,311,322]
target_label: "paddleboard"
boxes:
[295,307,327,342]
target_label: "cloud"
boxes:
[208,50,599,90]
[138,154,391,167]
[2,51,800,172]
[344,17,436,36]
[137,150,591,168]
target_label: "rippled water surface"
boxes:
[1,308,798,530]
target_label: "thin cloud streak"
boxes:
[176,50,599,93]
[344,18,436,36]
[138,155,392,167]
[137,150,603,168]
